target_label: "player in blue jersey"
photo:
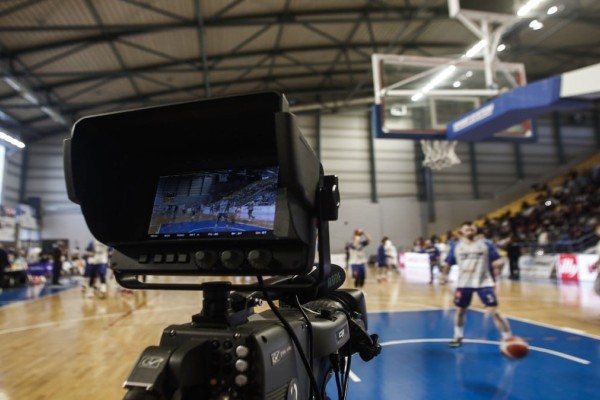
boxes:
[441,221,513,348]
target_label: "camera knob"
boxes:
[194,250,217,270]
[234,359,249,372]
[247,249,272,269]
[234,374,248,387]
[235,345,249,358]
[220,249,244,270]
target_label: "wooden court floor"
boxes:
[1,269,599,399]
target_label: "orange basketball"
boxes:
[500,336,529,359]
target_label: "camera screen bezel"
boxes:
[65,92,322,277]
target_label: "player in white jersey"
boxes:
[441,221,513,348]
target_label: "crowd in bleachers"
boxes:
[416,164,600,256]
[479,166,600,253]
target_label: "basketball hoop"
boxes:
[420,139,461,170]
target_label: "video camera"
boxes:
[64,92,380,400]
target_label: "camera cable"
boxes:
[294,295,316,395]
[257,276,324,400]
[330,307,355,400]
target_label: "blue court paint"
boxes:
[330,310,600,399]
[157,220,268,234]
[0,278,79,308]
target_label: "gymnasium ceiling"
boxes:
[0,0,599,143]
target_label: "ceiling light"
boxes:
[453,81,461,88]
[529,19,544,30]
[0,131,25,149]
[423,65,456,92]
[464,40,487,59]
[412,65,457,101]
[518,0,547,17]
[3,77,22,92]
[23,93,39,105]
[465,71,473,78]
[411,92,424,102]
[497,44,507,52]
[547,5,558,15]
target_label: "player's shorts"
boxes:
[351,264,365,279]
[453,287,498,308]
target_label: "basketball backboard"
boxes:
[448,0,520,22]
[371,54,535,142]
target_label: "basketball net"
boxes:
[420,139,461,170]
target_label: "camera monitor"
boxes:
[64,92,324,279]
[147,166,279,239]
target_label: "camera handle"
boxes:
[191,281,251,327]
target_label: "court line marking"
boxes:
[379,338,591,365]
[470,308,600,340]
[0,282,80,309]
[0,303,203,336]
[369,308,600,340]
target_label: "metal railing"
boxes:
[513,231,598,256]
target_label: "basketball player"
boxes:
[247,201,255,221]
[214,198,230,227]
[441,221,513,348]
[348,229,371,288]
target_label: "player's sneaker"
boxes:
[448,338,463,348]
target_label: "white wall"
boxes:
[329,197,422,253]
[3,147,23,206]
[41,213,95,250]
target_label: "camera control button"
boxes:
[234,374,248,387]
[247,249,272,269]
[177,253,189,263]
[235,359,249,372]
[165,254,176,263]
[138,254,150,263]
[235,345,249,358]
[153,254,164,263]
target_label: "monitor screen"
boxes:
[148,166,279,239]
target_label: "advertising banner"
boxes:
[517,254,556,279]
[400,252,459,283]
[557,253,598,283]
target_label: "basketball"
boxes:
[500,336,529,359]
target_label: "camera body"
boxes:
[64,92,380,399]
[124,287,370,400]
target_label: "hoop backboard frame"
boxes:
[448,0,520,23]
[371,54,537,143]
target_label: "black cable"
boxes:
[342,355,351,400]
[295,296,316,398]
[335,370,343,400]
[330,307,355,400]
[257,276,323,400]
[331,353,344,400]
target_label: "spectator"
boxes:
[51,241,65,286]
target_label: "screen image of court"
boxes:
[153,205,276,235]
